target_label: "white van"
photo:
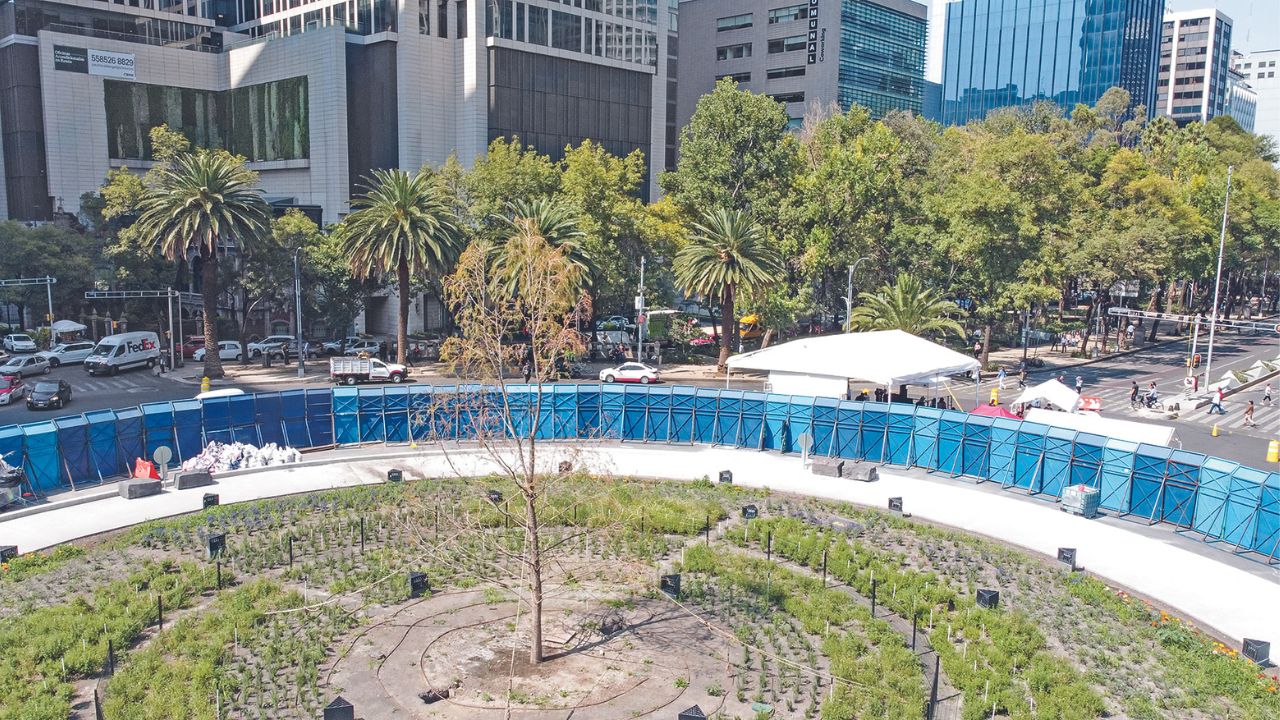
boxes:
[84,331,161,376]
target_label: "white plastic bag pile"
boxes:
[180,441,302,473]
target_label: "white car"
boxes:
[2,334,37,353]
[247,335,295,358]
[194,340,243,362]
[36,341,96,367]
[599,362,659,384]
[344,340,382,356]
[0,354,51,377]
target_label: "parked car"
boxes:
[599,362,659,384]
[322,336,370,355]
[194,340,243,362]
[247,335,296,358]
[26,380,71,410]
[596,315,636,331]
[2,334,37,353]
[36,341,96,367]
[0,354,50,377]
[279,339,320,359]
[344,340,383,357]
[0,375,26,406]
[178,336,206,359]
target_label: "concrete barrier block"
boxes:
[811,459,844,477]
[174,470,214,490]
[119,478,162,499]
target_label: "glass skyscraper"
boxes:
[941,0,1165,126]
[838,0,928,118]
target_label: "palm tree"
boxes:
[848,274,965,338]
[491,198,592,296]
[341,168,464,365]
[674,208,782,372]
[134,150,271,379]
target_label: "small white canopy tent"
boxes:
[726,330,981,398]
[1013,379,1081,412]
[51,319,87,335]
[1024,408,1177,447]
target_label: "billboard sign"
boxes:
[53,46,136,79]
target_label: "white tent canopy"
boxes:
[726,330,980,397]
[50,319,87,334]
[1013,379,1080,412]
[1024,408,1176,447]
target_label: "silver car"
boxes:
[0,354,51,377]
[36,341,96,367]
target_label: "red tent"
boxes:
[970,403,1020,420]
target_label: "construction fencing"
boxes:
[0,383,1275,562]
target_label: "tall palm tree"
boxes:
[341,168,465,365]
[674,208,782,372]
[491,198,592,296]
[848,273,965,338]
[134,150,271,379]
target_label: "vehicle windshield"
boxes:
[89,344,112,356]
[11,334,31,342]
[33,382,58,393]
[50,344,68,352]
[0,378,12,389]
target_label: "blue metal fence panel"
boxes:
[810,397,838,456]
[1100,439,1137,512]
[141,402,176,463]
[833,402,862,459]
[228,393,260,445]
[504,386,532,438]
[332,387,360,445]
[763,395,790,451]
[0,426,23,482]
[859,403,888,463]
[576,385,601,438]
[669,387,695,442]
[600,385,626,439]
[534,387,557,440]
[1013,423,1049,491]
[644,387,672,442]
[986,417,1019,485]
[255,392,285,446]
[54,416,93,486]
[408,386,434,441]
[21,422,62,493]
[911,407,941,469]
[1254,473,1280,557]
[1193,456,1236,540]
[885,405,915,466]
[937,411,967,475]
[115,408,145,470]
[358,387,386,443]
[84,409,123,481]
[554,385,580,439]
[202,396,234,444]
[622,387,648,441]
[1130,445,1173,520]
[1041,427,1076,497]
[715,391,744,446]
[171,400,204,460]
[1070,432,1106,488]
[305,389,334,446]
[1162,450,1203,528]
[280,390,311,447]
[383,386,410,442]
[1223,465,1265,549]
[960,415,992,478]
[783,396,814,454]
[739,392,766,450]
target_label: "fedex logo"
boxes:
[125,339,156,353]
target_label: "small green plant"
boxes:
[675,677,689,688]
[707,683,725,697]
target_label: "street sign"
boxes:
[152,446,172,467]
[634,295,644,310]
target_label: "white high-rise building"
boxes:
[1232,48,1280,146]
[1157,8,1234,125]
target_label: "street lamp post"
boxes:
[1204,165,1233,393]
[294,248,305,378]
[844,256,870,332]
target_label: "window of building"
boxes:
[768,4,808,24]
[767,35,805,54]
[1243,62,1251,68]
[437,0,447,37]
[528,4,547,44]
[457,0,467,37]
[766,65,805,80]
[716,42,751,60]
[770,91,804,103]
[517,3,525,41]
[419,0,429,33]
[717,71,751,82]
[551,10,581,50]
[716,13,751,31]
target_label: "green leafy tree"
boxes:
[340,168,465,364]
[0,222,98,336]
[848,274,965,338]
[674,208,783,371]
[132,149,271,378]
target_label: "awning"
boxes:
[971,402,1020,419]
[727,330,980,388]
[1024,407,1176,447]
[51,320,87,334]
[1013,379,1080,412]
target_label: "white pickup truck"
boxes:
[329,357,409,385]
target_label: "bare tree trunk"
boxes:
[201,248,224,379]
[397,258,411,365]
[980,323,991,368]
[761,328,775,349]
[718,285,735,373]
[1146,283,1167,343]
[526,490,544,665]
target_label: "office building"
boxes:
[1156,9,1232,125]
[1224,63,1256,133]
[0,0,669,222]
[1232,48,1280,144]
[674,0,927,136]
[941,0,1165,126]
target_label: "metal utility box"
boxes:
[323,696,355,720]
[660,573,681,598]
[976,589,1000,609]
[202,493,219,509]
[718,470,733,484]
[1061,484,1100,518]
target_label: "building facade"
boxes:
[674,0,926,137]
[1155,9,1232,125]
[1224,62,1257,133]
[0,0,669,222]
[1232,48,1280,145]
[941,0,1165,126]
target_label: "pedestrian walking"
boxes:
[522,361,532,383]
[997,367,1007,389]
[1074,375,1084,393]
[1264,383,1273,407]
[1244,400,1257,428]
[1208,386,1226,415]
[973,340,983,359]
[1129,381,1139,407]
[1018,367,1027,389]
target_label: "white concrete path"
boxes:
[1,443,1275,649]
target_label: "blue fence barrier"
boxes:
[1,383,1278,562]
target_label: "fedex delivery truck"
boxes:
[84,331,161,376]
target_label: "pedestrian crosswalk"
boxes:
[73,376,160,394]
